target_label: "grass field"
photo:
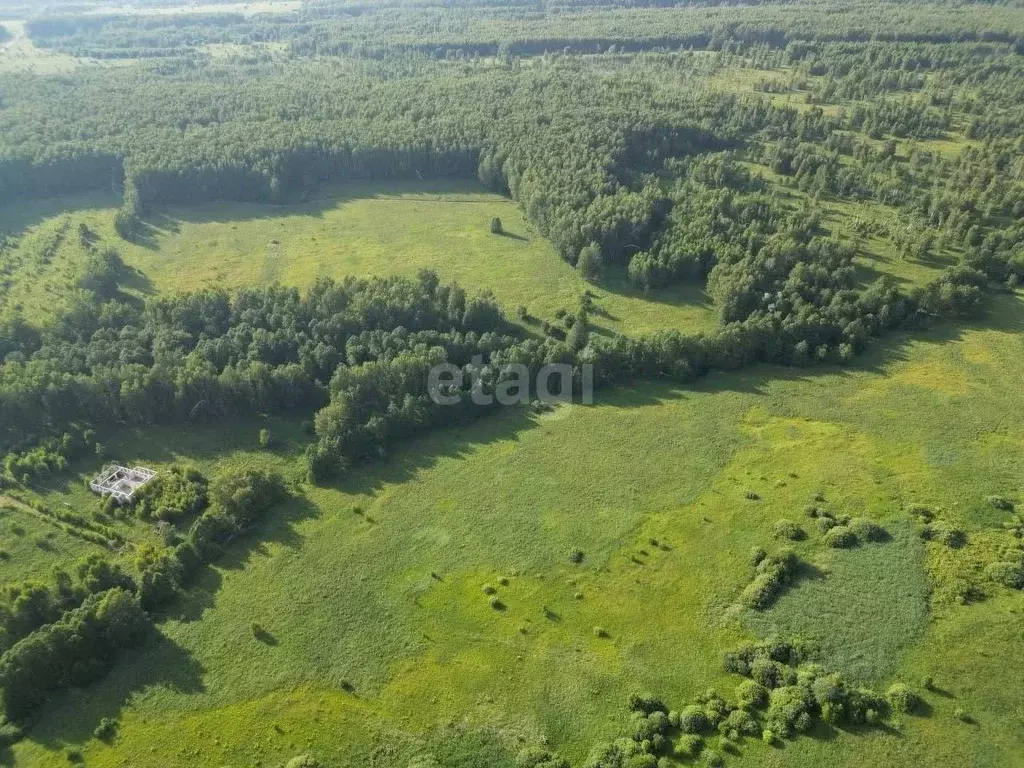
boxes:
[0,181,719,337]
[6,284,1023,767]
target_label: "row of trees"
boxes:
[0,466,289,721]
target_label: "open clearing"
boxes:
[0,181,719,337]
[8,292,1024,768]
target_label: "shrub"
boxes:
[773,519,805,541]
[723,708,759,736]
[750,657,789,690]
[482,584,497,595]
[986,495,1014,511]
[490,217,504,235]
[816,515,839,534]
[745,490,761,500]
[594,626,609,638]
[700,748,723,767]
[626,755,657,768]
[489,597,505,610]
[93,717,118,741]
[673,734,702,759]
[761,729,777,745]
[823,525,858,548]
[887,683,921,714]
[628,693,667,715]
[517,747,570,768]
[285,756,321,768]
[259,429,274,449]
[736,679,769,709]
[678,705,711,734]
[848,517,887,542]
[569,549,584,564]
[740,550,799,610]
[986,561,1024,589]
[749,546,767,566]
[908,504,933,522]
[765,685,814,738]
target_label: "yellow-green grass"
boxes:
[9,292,1024,767]
[0,182,718,336]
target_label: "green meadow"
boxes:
[6,284,1023,767]
[0,181,718,337]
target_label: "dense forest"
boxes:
[1,0,1023,763]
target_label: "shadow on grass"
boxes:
[19,630,205,755]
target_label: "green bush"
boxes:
[887,683,921,714]
[628,693,667,715]
[672,734,702,758]
[678,705,711,734]
[93,717,118,742]
[285,756,321,768]
[823,525,858,548]
[986,561,1024,589]
[986,495,1015,511]
[739,550,800,610]
[848,517,887,542]
[723,708,759,736]
[736,679,769,710]
[773,519,806,541]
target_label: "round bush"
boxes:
[773,519,806,541]
[887,683,921,714]
[736,679,769,709]
[678,705,711,734]
[824,525,858,548]
[849,517,887,542]
[285,757,321,768]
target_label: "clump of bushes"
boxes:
[132,465,208,523]
[921,520,967,548]
[773,519,805,541]
[985,559,1024,589]
[516,746,569,768]
[739,550,800,610]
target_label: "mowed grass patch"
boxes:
[10,296,1024,768]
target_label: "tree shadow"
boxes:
[18,630,205,754]
[496,230,529,242]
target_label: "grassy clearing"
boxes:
[7,292,1024,767]
[0,497,108,583]
[0,20,94,75]
[0,181,718,336]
